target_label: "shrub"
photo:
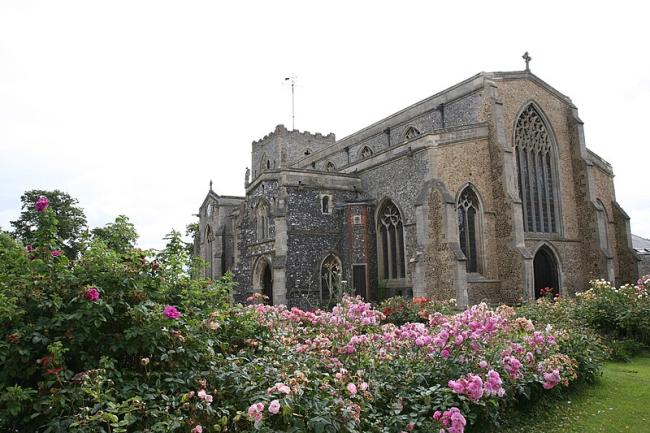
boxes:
[576,277,650,344]
[379,296,456,326]
[0,195,607,433]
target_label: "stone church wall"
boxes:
[233,180,281,301]
[284,186,357,308]
[359,150,431,297]
[297,90,484,174]
[435,137,498,280]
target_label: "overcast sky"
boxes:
[1,0,648,249]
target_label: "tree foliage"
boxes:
[91,215,138,253]
[10,189,87,258]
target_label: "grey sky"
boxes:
[1,0,649,248]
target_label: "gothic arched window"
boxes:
[204,225,214,278]
[256,201,270,240]
[457,186,482,273]
[320,254,342,301]
[377,200,406,280]
[596,199,611,252]
[404,126,421,140]
[206,203,213,217]
[360,146,373,159]
[514,104,559,233]
[326,161,336,172]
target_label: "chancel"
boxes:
[195,62,640,308]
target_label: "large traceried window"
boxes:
[515,104,559,234]
[457,186,482,273]
[377,200,406,280]
[320,254,342,301]
[256,201,270,240]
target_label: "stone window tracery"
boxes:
[404,126,421,140]
[360,146,373,159]
[457,186,482,273]
[326,161,336,172]
[320,254,341,301]
[514,104,558,233]
[377,200,406,280]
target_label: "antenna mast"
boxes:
[284,75,296,129]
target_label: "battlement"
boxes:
[251,124,337,179]
[252,124,335,147]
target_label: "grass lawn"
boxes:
[500,353,650,433]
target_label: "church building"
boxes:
[196,63,640,308]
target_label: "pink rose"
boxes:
[35,196,49,212]
[163,305,182,319]
[50,250,63,257]
[347,383,357,395]
[85,287,100,302]
[359,382,368,391]
[247,402,265,423]
[197,389,213,404]
[191,425,203,433]
[268,399,281,414]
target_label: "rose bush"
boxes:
[0,196,608,432]
[576,277,650,344]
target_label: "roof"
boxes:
[632,234,650,255]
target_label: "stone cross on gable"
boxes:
[522,51,532,71]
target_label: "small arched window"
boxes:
[267,160,271,169]
[404,126,421,140]
[204,225,214,278]
[514,104,559,233]
[457,186,482,273]
[321,195,331,214]
[377,200,406,280]
[360,146,373,159]
[326,161,336,172]
[206,203,213,217]
[256,201,270,240]
[321,254,342,301]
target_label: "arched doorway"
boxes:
[262,263,273,304]
[533,246,559,299]
[253,256,273,305]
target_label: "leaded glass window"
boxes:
[457,187,481,273]
[378,201,406,280]
[321,254,341,301]
[515,104,558,233]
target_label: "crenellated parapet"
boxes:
[251,125,336,180]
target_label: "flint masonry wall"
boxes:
[285,187,358,308]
